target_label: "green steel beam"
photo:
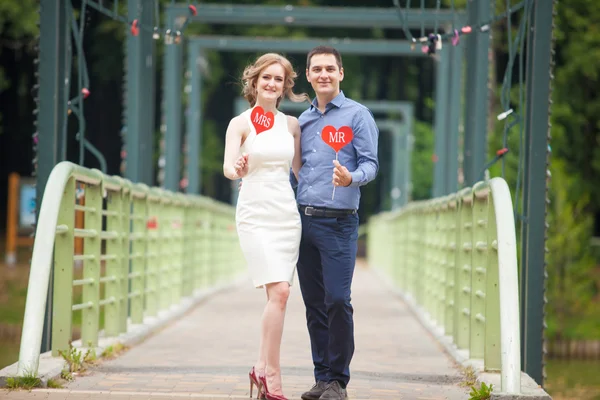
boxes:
[125,0,155,186]
[462,0,490,186]
[179,34,425,196]
[433,48,450,197]
[520,0,555,386]
[167,3,465,29]
[377,121,412,209]
[37,0,70,354]
[163,15,184,192]
[188,36,428,56]
[186,46,203,194]
[445,42,463,194]
[140,1,156,186]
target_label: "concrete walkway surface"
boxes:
[1,260,469,399]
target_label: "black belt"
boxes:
[299,205,357,218]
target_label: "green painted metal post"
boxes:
[454,188,473,350]
[104,188,125,337]
[463,0,491,186]
[50,177,76,356]
[81,183,102,348]
[186,46,203,195]
[520,0,555,386]
[201,208,212,288]
[130,192,147,323]
[433,48,450,197]
[120,188,131,333]
[470,185,489,360]
[38,0,70,354]
[485,188,501,371]
[445,43,463,194]
[163,26,183,192]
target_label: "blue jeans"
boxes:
[297,212,359,387]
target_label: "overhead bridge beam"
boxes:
[188,35,427,56]
[167,3,465,29]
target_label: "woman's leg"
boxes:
[254,288,270,375]
[262,281,291,395]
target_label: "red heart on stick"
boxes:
[321,125,354,153]
[250,106,274,134]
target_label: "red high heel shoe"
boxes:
[259,375,288,400]
[249,367,265,399]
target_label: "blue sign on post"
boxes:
[18,178,36,233]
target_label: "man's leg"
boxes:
[297,213,329,383]
[314,214,359,388]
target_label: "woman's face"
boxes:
[255,62,285,103]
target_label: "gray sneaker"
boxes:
[300,381,329,400]
[318,381,348,400]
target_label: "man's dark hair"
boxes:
[306,46,343,70]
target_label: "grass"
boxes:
[5,375,41,390]
[545,359,600,400]
[0,342,21,371]
[0,262,30,325]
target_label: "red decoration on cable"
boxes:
[496,148,509,156]
[131,19,139,36]
[461,26,472,34]
[81,88,90,99]
[189,5,198,16]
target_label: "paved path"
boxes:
[1,260,469,399]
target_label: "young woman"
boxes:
[223,53,309,400]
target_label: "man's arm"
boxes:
[349,107,379,187]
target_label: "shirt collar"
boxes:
[310,90,346,111]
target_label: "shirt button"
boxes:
[311,168,314,171]
[309,186,312,189]
[313,149,316,152]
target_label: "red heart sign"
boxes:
[321,125,354,153]
[250,106,274,134]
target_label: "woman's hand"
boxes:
[234,153,249,179]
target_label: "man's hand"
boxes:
[332,160,352,187]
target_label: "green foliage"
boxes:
[0,0,39,137]
[469,382,493,400]
[483,0,600,341]
[545,159,599,339]
[100,342,128,359]
[58,343,96,377]
[411,121,435,200]
[4,371,40,390]
[46,378,64,389]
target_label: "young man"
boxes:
[295,46,379,400]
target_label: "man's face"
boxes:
[306,54,344,98]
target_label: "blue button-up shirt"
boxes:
[295,91,379,210]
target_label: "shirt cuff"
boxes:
[349,170,363,188]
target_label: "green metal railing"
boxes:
[366,177,521,394]
[18,162,244,375]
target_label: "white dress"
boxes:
[236,108,302,288]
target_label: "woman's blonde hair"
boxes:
[241,53,310,108]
